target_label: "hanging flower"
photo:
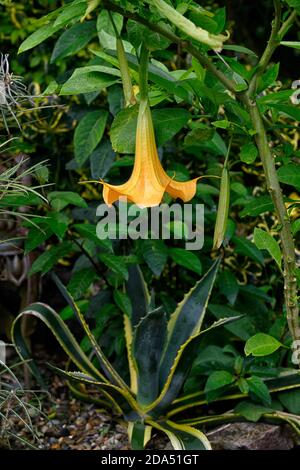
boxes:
[101,99,199,208]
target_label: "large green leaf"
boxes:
[19,21,63,54]
[244,333,283,357]
[169,248,202,275]
[47,365,140,419]
[253,228,282,269]
[240,195,274,217]
[126,265,150,327]
[133,308,167,407]
[110,105,190,154]
[11,302,105,385]
[48,191,87,211]
[90,140,116,179]
[52,274,130,391]
[150,317,240,416]
[60,69,118,95]
[148,420,211,450]
[51,21,96,62]
[208,304,255,340]
[277,163,300,190]
[159,258,220,386]
[29,241,76,275]
[74,110,108,166]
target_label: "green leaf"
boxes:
[159,258,220,386]
[90,140,115,179]
[253,228,281,269]
[268,103,300,121]
[60,69,118,95]
[97,10,123,37]
[48,191,88,211]
[141,239,168,276]
[133,308,167,406]
[51,21,96,62]
[292,218,300,236]
[240,195,274,217]
[278,389,300,414]
[126,265,150,328]
[153,108,190,147]
[67,268,97,300]
[74,223,112,252]
[98,252,128,280]
[232,235,265,265]
[53,2,87,27]
[205,370,235,401]
[74,110,108,165]
[218,270,239,305]
[113,290,132,317]
[235,401,272,422]
[24,224,52,254]
[110,105,190,153]
[277,163,300,190]
[222,44,257,57]
[152,317,241,416]
[60,299,89,321]
[11,302,105,385]
[208,304,255,340]
[29,242,75,275]
[257,63,279,93]
[18,21,63,54]
[240,142,258,164]
[280,41,300,50]
[150,421,211,450]
[46,212,69,239]
[244,333,283,357]
[110,105,138,154]
[211,119,230,129]
[247,376,271,406]
[169,248,202,275]
[127,19,171,51]
[130,422,151,450]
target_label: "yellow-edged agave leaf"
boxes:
[128,421,152,450]
[133,308,167,407]
[147,419,211,450]
[146,317,241,415]
[124,314,138,394]
[47,365,142,419]
[159,258,220,386]
[11,302,106,385]
[52,273,131,392]
[66,379,115,410]
[126,265,150,327]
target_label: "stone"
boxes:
[207,422,295,450]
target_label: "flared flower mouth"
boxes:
[101,99,199,208]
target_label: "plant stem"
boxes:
[139,44,150,101]
[248,5,297,97]
[243,95,299,341]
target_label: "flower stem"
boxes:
[139,44,150,101]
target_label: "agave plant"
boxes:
[12,258,241,449]
[11,257,300,449]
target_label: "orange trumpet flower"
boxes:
[102,99,199,208]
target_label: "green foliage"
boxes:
[2,0,300,450]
